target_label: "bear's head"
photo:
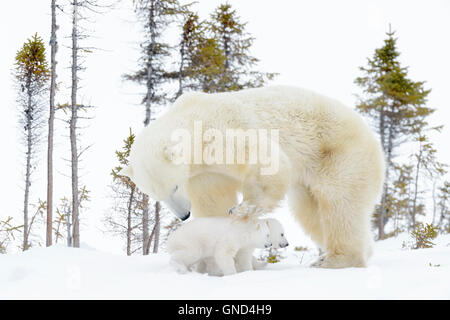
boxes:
[120,124,192,221]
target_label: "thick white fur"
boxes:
[126,86,385,268]
[167,217,271,276]
[194,218,289,275]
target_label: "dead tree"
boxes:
[47,0,58,247]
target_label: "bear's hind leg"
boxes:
[313,194,372,268]
[170,248,201,274]
[288,185,324,249]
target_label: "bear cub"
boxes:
[167,217,288,276]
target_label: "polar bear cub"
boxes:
[198,218,289,275]
[167,217,273,276]
[237,218,289,272]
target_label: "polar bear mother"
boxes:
[122,86,385,268]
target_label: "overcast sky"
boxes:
[1,0,449,253]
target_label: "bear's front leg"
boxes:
[235,248,254,273]
[229,151,291,217]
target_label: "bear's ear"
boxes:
[120,165,134,179]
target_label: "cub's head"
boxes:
[120,124,191,221]
[266,218,289,249]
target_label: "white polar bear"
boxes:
[194,218,289,276]
[122,86,385,268]
[167,217,272,276]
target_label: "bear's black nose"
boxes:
[181,211,191,221]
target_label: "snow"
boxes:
[1,233,449,299]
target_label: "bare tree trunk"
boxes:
[126,186,135,256]
[152,201,160,253]
[377,110,387,240]
[22,78,34,251]
[176,52,184,99]
[46,0,57,247]
[141,0,156,254]
[70,0,80,248]
[142,194,150,255]
[66,209,72,247]
[144,0,155,127]
[378,122,394,239]
[146,202,159,254]
[23,104,32,251]
[411,145,422,230]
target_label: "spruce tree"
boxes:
[105,130,145,255]
[409,131,446,230]
[208,3,276,92]
[355,28,432,239]
[14,34,50,251]
[125,0,185,254]
[171,3,276,95]
[171,10,227,96]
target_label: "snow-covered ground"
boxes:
[1,232,449,300]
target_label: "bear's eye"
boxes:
[281,233,284,237]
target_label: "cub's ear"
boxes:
[256,223,261,231]
[163,144,186,165]
[120,165,134,179]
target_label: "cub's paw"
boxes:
[228,201,265,217]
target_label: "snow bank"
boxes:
[1,234,449,299]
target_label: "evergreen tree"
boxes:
[409,131,446,230]
[170,3,276,96]
[14,34,50,251]
[125,0,185,124]
[355,28,432,239]
[172,11,224,97]
[173,10,226,95]
[105,130,146,255]
[174,11,200,98]
[0,217,22,254]
[386,164,414,236]
[208,3,276,92]
[125,0,185,255]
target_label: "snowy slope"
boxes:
[1,233,449,300]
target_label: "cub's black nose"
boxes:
[181,211,191,221]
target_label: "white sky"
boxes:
[0,0,449,253]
